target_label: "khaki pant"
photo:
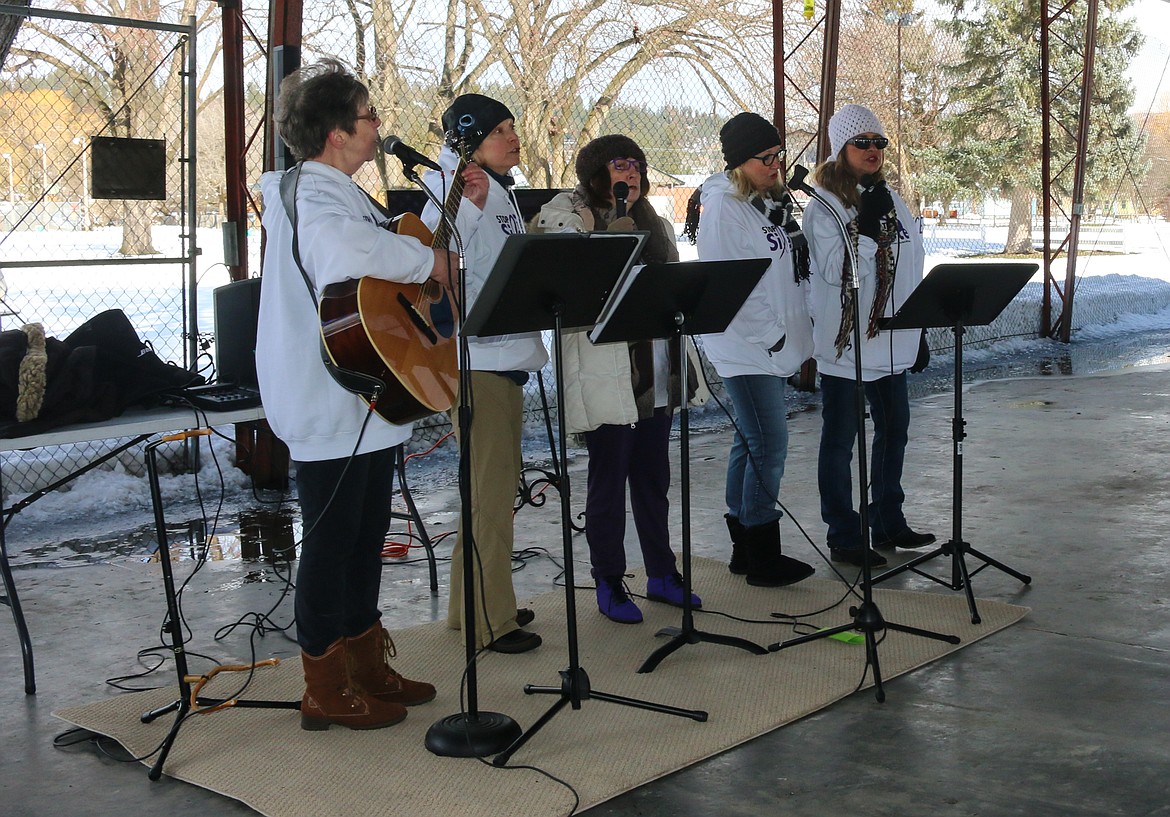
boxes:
[446,371,523,648]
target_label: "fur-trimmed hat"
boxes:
[442,94,514,154]
[828,104,886,158]
[719,112,782,170]
[574,134,647,186]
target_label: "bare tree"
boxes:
[10,0,220,254]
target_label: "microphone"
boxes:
[859,173,877,193]
[613,181,629,219]
[381,135,442,171]
[787,164,813,195]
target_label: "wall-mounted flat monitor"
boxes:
[90,136,167,200]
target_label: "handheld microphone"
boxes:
[381,135,442,171]
[859,173,878,193]
[612,181,629,219]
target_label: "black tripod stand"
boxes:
[768,169,958,701]
[584,258,773,672]
[460,232,709,767]
[139,430,298,780]
[867,262,1037,624]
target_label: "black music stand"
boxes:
[139,430,298,781]
[460,233,709,768]
[588,258,772,672]
[869,262,1038,623]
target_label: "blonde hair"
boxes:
[727,167,787,201]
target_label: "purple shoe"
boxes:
[596,576,643,623]
[646,572,702,609]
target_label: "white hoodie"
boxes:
[803,183,924,381]
[695,171,814,379]
[256,161,435,461]
[420,146,549,373]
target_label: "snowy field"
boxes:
[1,219,1169,552]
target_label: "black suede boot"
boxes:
[743,520,815,588]
[725,513,748,575]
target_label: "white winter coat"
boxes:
[804,183,925,381]
[420,147,548,373]
[694,171,814,379]
[256,161,435,461]
[534,190,708,434]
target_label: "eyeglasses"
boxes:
[354,104,380,122]
[752,149,786,166]
[847,136,889,150]
[608,157,647,174]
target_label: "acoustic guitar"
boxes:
[317,146,468,425]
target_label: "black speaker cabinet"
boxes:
[213,277,261,387]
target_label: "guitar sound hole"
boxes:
[430,290,456,338]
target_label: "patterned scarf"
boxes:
[749,193,810,284]
[833,206,897,359]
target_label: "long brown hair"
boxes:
[812,149,886,209]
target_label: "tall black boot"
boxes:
[725,513,747,575]
[743,520,815,588]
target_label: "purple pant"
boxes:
[583,408,678,580]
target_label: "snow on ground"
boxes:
[2,221,1170,546]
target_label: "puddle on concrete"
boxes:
[13,506,302,567]
[10,326,1168,569]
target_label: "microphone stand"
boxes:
[768,167,957,702]
[397,157,521,756]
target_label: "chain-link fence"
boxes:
[3,0,1166,494]
[1,6,198,493]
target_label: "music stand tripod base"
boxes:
[867,262,1038,624]
[141,431,299,781]
[463,233,708,768]
[587,258,774,674]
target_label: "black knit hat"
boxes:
[442,94,514,154]
[574,134,647,187]
[720,112,781,170]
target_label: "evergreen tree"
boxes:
[922,0,1143,252]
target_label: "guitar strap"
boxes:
[279,163,388,402]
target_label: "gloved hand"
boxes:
[607,216,637,232]
[856,183,894,241]
[908,330,930,373]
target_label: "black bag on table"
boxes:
[0,309,204,438]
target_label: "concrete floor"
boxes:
[3,363,1170,816]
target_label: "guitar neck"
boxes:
[431,157,468,252]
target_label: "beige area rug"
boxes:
[56,557,1027,817]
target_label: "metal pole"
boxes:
[72,138,89,230]
[33,143,47,196]
[2,153,12,203]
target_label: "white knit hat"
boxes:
[828,104,886,157]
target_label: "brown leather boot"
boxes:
[300,638,407,731]
[346,623,436,706]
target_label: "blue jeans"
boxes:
[293,448,395,656]
[723,374,788,528]
[818,372,910,550]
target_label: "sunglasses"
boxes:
[354,104,380,122]
[752,149,786,166]
[609,157,647,174]
[847,136,889,150]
